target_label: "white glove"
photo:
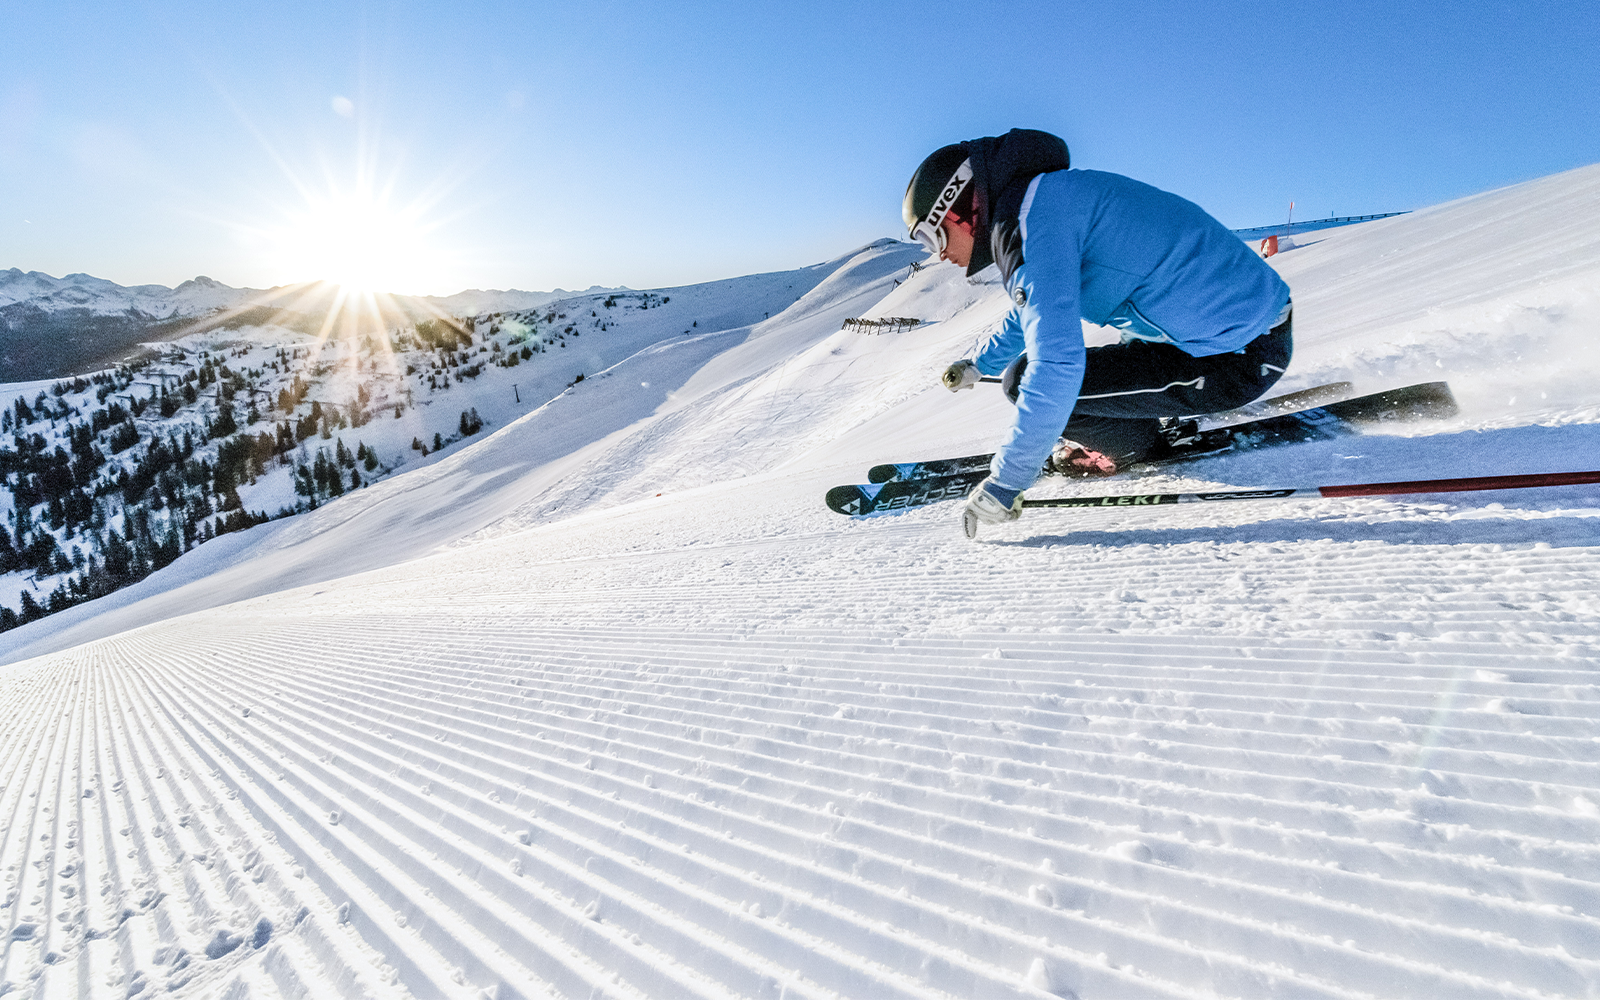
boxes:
[963,478,1023,525]
[941,360,980,392]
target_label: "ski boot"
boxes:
[1043,438,1119,478]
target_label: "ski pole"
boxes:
[964,469,1600,539]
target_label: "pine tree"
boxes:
[211,405,237,439]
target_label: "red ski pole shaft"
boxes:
[1315,470,1600,497]
[1017,470,1600,511]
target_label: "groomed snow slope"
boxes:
[3,165,1600,1000]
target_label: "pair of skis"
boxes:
[827,381,1456,517]
[821,380,1598,537]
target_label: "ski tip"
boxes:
[1414,380,1459,418]
[825,485,869,516]
[962,508,979,540]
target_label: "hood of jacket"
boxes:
[959,129,1070,277]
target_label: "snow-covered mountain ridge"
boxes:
[1,166,1598,999]
[0,268,620,319]
[0,270,253,317]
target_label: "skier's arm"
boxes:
[971,309,1025,376]
[988,239,1086,493]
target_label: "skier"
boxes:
[903,129,1293,527]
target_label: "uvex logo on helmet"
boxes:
[909,159,974,255]
[925,160,973,228]
[931,171,968,219]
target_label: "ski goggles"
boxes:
[909,159,973,256]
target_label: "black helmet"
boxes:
[905,130,1070,272]
[902,142,972,247]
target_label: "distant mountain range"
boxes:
[0,268,626,382]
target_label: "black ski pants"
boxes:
[1001,310,1293,463]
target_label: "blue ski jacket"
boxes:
[966,162,1291,492]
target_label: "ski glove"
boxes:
[942,359,980,392]
[964,477,1023,525]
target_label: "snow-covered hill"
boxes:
[0,241,921,631]
[0,241,928,630]
[2,165,1598,999]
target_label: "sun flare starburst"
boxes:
[200,102,484,376]
[266,187,432,296]
[202,177,469,388]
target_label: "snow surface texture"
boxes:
[3,165,1600,999]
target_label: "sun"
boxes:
[266,186,435,296]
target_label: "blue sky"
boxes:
[3,0,1597,295]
